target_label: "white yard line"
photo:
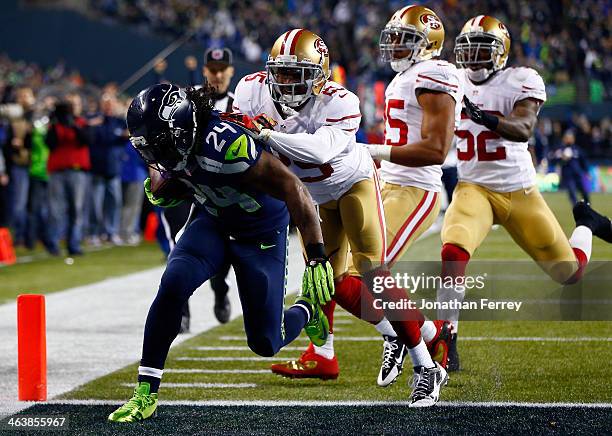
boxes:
[190,346,304,351]
[176,357,282,362]
[36,399,612,408]
[164,369,270,374]
[0,234,305,418]
[120,383,257,389]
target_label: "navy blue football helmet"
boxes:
[127,83,196,172]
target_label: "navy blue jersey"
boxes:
[178,113,288,238]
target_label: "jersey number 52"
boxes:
[455,130,506,161]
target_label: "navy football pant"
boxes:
[140,210,307,371]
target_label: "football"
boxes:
[150,171,192,200]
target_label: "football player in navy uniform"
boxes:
[108,83,334,422]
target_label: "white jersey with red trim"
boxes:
[233,73,372,204]
[457,67,546,192]
[380,59,463,192]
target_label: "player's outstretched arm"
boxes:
[257,126,353,165]
[463,96,541,142]
[243,150,334,304]
[367,90,456,167]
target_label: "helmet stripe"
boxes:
[282,29,301,55]
[288,28,306,55]
[399,5,416,19]
[478,15,488,26]
[279,30,292,55]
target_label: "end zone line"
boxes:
[42,399,612,408]
[219,336,612,342]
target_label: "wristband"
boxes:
[367,144,392,162]
[305,242,326,260]
[481,112,499,131]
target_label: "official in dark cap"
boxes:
[203,48,235,112]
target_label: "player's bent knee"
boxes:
[247,336,278,357]
[442,224,472,253]
[159,259,201,302]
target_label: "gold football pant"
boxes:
[318,176,386,278]
[442,182,578,282]
[382,183,441,266]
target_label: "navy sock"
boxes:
[137,375,161,393]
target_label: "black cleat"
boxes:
[377,335,408,387]
[211,275,231,324]
[573,201,612,243]
[447,333,461,372]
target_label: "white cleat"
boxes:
[377,335,408,387]
[408,362,448,408]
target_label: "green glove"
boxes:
[144,177,184,208]
[302,258,335,306]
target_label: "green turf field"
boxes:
[8,192,612,433]
[61,194,612,399]
[0,243,164,304]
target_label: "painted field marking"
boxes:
[164,369,270,374]
[121,383,256,389]
[190,346,303,351]
[176,357,283,362]
[219,336,612,342]
[45,399,612,408]
[333,319,354,325]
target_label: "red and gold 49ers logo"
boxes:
[314,38,329,56]
[420,13,442,30]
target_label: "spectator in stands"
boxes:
[550,130,591,205]
[46,100,91,255]
[4,87,35,246]
[119,133,147,245]
[88,93,129,244]
[26,109,53,253]
[0,138,8,228]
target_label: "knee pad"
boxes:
[247,336,277,357]
[159,258,198,302]
[442,223,472,251]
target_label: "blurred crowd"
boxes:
[0,55,148,256]
[90,0,611,101]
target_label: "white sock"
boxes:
[374,318,397,337]
[138,366,163,379]
[436,282,465,333]
[407,339,434,369]
[313,333,334,359]
[420,320,437,343]
[569,225,593,260]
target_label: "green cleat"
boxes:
[108,382,158,422]
[296,296,329,347]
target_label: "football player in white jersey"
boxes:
[233,28,444,406]
[364,5,462,398]
[436,15,612,371]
